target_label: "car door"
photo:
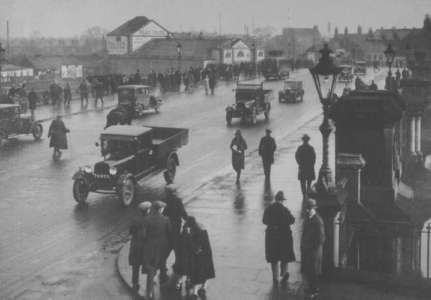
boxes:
[7,107,20,136]
[135,133,153,175]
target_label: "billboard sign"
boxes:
[61,65,83,78]
[107,36,127,55]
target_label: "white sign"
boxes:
[107,36,127,55]
[61,65,82,78]
[132,36,153,52]
[133,21,167,37]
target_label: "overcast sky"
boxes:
[1,0,430,38]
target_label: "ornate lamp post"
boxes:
[0,44,5,92]
[405,43,411,70]
[177,42,182,71]
[251,42,256,77]
[384,43,396,90]
[308,44,343,193]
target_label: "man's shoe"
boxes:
[281,272,289,283]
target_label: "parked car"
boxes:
[278,80,304,103]
[225,81,273,125]
[117,85,162,118]
[354,61,367,75]
[72,125,188,206]
[338,65,354,82]
[0,104,43,147]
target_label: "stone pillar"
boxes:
[407,115,416,156]
[415,116,423,163]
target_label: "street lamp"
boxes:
[177,42,182,71]
[251,42,256,77]
[384,43,396,90]
[0,44,5,93]
[308,43,343,193]
[405,43,411,69]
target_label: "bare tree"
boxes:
[82,26,108,41]
[254,26,277,44]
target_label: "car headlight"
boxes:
[109,167,117,175]
[84,166,92,173]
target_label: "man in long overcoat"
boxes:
[259,129,277,180]
[48,115,70,157]
[300,199,325,299]
[28,88,39,117]
[295,134,316,198]
[263,191,295,284]
[161,184,188,282]
[128,202,152,291]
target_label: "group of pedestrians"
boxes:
[128,184,215,299]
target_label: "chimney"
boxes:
[358,25,362,35]
[335,27,339,37]
[344,27,348,35]
[313,25,318,30]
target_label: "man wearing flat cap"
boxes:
[262,191,295,284]
[300,199,325,298]
[295,134,316,198]
[259,128,277,180]
[128,201,152,291]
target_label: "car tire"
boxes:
[0,130,7,147]
[165,157,177,183]
[278,95,283,102]
[119,178,135,206]
[32,123,43,140]
[137,104,144,116]
[251,109,257,125]
[73,179,89,204]
[226,112,232,125]
[264,104,271,120]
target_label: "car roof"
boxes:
[0,104,20,109]
[117,85,150,89]
[101,125,152,138]
[284,80,302,83]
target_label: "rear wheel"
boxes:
[73,179,89,204]
[165,157,177,183]
[251,109,257,125]
[119,178,135,206]
[32,123,43,140]
[226,112,232,125]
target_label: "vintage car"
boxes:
[261,57,290,80]
[354,61,367,75]
[0,104,43,147]
[72,125,188,206]
[278,80,304,103]
[117,85,162,118]
[226,82,273,125]
[338,65,354,82]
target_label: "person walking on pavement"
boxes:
[79,79,89,105]
[369,80,378,91]
[373,60,380,72]
[263,191,296,284]
[209,74,215,95]
[63,83,72,107]
[28,88,39,118]
[161,184,188,282]
[94,80,104,107]
[301,199,325,299]
[354,75,361,90]
[47,115,70,157]
[129,201,152,291]
[203,75,210,95]
[259,128,277,180]
[395,69,401,83]
[185,216,215,300]
[295,134,316,198]
[402,68,410,79]
[230,130,248,184]
[142,201,172,299]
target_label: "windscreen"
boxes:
[102,139,135,160]
[119,89,135,97]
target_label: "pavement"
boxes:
[116,101,421,299]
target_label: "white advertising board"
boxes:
[107,36,128,55]
[61,65,83,78]
[133,21,167,37]
[132,36,153,52]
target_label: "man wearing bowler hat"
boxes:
[301,199,325,299]
[262,191,295,284]
[259,128,277,180]
[295,134,316,198]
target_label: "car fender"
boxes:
[117,173,136,186]
[72,169,89,183]
[225,105,235,112]
[167,152,179,167]
[29,121,42,133]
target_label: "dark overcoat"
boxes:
[48,119,69,149]
[300,213,325,275]
[173,226,192,276]
[295,143,316,181]
[262,202,296,263]
[142,212,172,271]
[163,194,188,240]
[230,137,247,171]
[189,223,215,285]
[128,213,148,268]
[28,91,39,110]
[259,135,277,164]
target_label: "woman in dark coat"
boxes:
[128,202,151,291]
[172,224,192,291]
[48,115,70,157]
[262,191,296,284]
[230,130,248,184]
[142,201,172,299]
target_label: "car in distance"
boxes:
[278,80,304,103]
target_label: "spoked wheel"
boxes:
[251,109,257,125]
[226,112,232,125]
[119,178,135,206]
[164,157,177,183]
[264,104,271,120]
[73,179,90,204]
[0,131,7,147]
[32,123,43,140]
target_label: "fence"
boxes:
[336,219,431,279]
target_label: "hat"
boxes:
[235,129,241,136]
[153,200,166,210]
[266,128,272,134]
[56,115,62,119]
[306,199,318,209]
[165,184,177,193]
[274,191,286,201]
[301,134,310,141]
[138,201,152,211]
[185,216,197,228]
